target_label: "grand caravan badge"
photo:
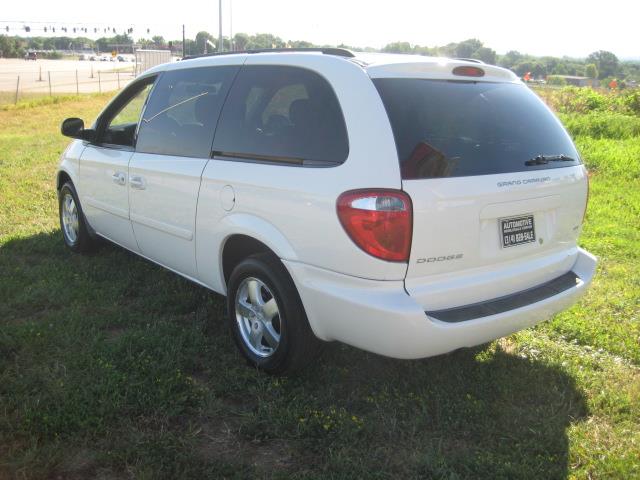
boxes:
[497,176,551,187]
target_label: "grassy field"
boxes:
[0,92,638,479]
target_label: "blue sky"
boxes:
[2,0,639,59]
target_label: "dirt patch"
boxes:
[196,418,300,472]
[53,448,99,480]
[104,326,127,342]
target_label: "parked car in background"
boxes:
[56,49,596,374]
[24,51,37,60]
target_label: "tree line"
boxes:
[376,39,637,82]
[1,32,638,82]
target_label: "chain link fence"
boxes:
[0,60,137,106]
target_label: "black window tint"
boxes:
[213,65,349,165]
[373,79,581,179]
[136,65,239,158]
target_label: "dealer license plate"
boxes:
[500,215,536,248]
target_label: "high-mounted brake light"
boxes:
[452,66,485,77]
[337,190,412,262]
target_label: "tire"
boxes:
[227,253,323,375]
[58,181,95,253]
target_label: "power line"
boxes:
[0,19,180,26]
[0,19,237,44]
[1,26,151,36]
[0,20,184,36]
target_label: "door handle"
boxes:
[129,176,146,190]
[112,172,126,186]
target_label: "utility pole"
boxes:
[182,24,186,58]
[218,0,223,52]
[230,0,233,51]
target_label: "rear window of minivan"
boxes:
[373,79,581,179]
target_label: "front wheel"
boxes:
[58,181,95,253]
[227,253,322,375]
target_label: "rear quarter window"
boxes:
[373,79,581,179]
[213,65,349,166]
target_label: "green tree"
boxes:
[473,46,496,64]
[195,31,214,54]
[454,38,483,58]
[27,37,44,50]
[531,61,547,78]
[414,45,436,56]
[586,50,619,79]
[246,33,285,49]
[137,38,154,49]
[0,35,21,57]
[513,61,532,77]
[151,36,166,48]
[382,41,412,54]
[585,63,598,79]
[53,36,74,50]
[95,34,132,53]
[42,37,56,50]
[233,33,249,51]
[288,40,314,48]
[499,50,523,69]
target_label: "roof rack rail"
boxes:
[453,58,485,64]
[183,47,355,60]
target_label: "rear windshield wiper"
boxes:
[525,154,576,166]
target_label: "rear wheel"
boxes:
[59,181,95,253]
[227,253,322,375]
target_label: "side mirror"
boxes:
[61,117,96,142]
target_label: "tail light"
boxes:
[337,190,412,262]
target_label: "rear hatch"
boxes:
[372,73,588,311]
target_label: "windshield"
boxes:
[373,79,581,179]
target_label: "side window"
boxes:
[245,86,265,119]
[261,83,308,125]
[136,65,239,158]
[213,65,349,165]
[101,81,154,147]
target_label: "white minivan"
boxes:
[57,48,596,374]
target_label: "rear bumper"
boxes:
[283,248,597,359]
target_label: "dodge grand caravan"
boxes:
[57,48,596,374]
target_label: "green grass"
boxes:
[560,112,640,140]
[0,92,110,112]
[534,85,640,116]
[0,94,639,479]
